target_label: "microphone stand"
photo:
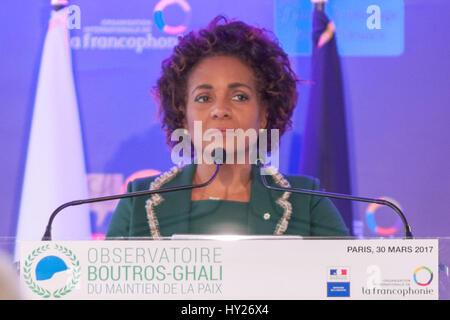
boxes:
[257,163,413,239]
[42,163,221,241]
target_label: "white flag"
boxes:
[15,8,91,244]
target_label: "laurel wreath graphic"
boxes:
[23,243,81,299]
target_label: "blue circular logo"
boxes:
[35,255,68,281]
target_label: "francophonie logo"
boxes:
[153,0,191,35]
[23,243,81,298]
[413,266,433,287]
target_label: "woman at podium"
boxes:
[106,16,349,239]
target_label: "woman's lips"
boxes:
[211,128,235,134]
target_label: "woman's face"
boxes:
[183,55,267,162]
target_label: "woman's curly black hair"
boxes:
[154,15,299,149]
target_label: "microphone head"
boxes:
[256,158,264,168]
[212,148,226,165]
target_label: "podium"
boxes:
[11,236,449,300]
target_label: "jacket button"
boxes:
[263,213,271,220]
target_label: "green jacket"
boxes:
[106,164,349,238]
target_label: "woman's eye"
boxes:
[232,94,249,102]
[194,95,210,103]
[194,96,210,103]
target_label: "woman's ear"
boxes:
[259,105,268,130]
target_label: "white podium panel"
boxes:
[19,237,439,300]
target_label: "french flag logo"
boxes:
[328,267,350,281]
[330,268,348,276]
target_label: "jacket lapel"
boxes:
[151,164,288,236]
[152,164,196,237]
[248,165,286,235]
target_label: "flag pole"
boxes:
[311,0,327,11]
[51,0,68,11]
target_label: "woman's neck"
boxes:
[191,163,252,201]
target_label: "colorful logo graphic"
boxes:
[23,244,81,298]
[153,0,191,35]
[328,267,350,282]
[35,256,68,281]
[327,266,350,297]
[413,266,433,286]
[330,268,347,276]
[365,197,403,236]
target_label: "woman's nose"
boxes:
[210,98,231,119]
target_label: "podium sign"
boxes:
[19,238,439,300]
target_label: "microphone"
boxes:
[42,148,226,241]
[256,161,413,238]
